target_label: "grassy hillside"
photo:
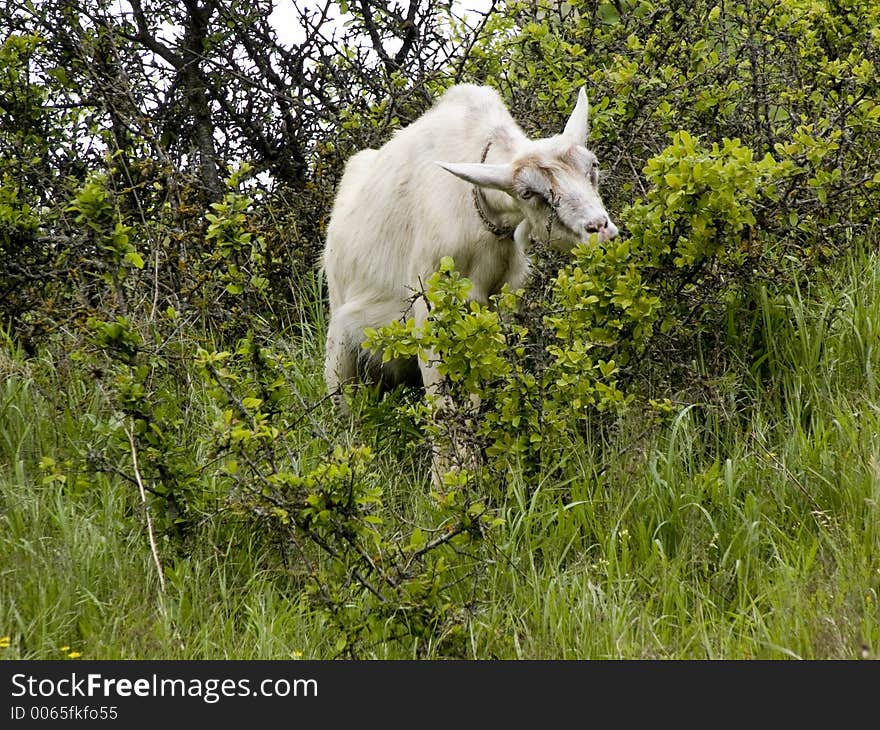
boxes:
[2,0,878,660]
[2,247,877,659]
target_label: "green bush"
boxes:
[2,0,878,660]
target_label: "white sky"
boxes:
[268,0,495,47]
[110,1,496,53]
[268,0,341,47]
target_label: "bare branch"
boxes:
[127,426,167,594]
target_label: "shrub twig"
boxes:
[126,425,167,593]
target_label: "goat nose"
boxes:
[584,216,619,243]
[584,215,609,233]
[584,216,608,234]
[598,219,619,242]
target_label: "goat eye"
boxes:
[520,190,534,200]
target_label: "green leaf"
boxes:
[124,251,145,269]
[598,3,620,25]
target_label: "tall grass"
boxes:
[1,256,878,659]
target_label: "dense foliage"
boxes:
[1,0,878,659]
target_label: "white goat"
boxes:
[322,83,618,408]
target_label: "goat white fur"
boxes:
[322,83,618,406]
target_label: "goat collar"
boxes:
[473,142,516,239]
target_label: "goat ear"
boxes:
[563,86,590,144]
[436,161,515,192]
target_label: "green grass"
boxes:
[1,256,878,660]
